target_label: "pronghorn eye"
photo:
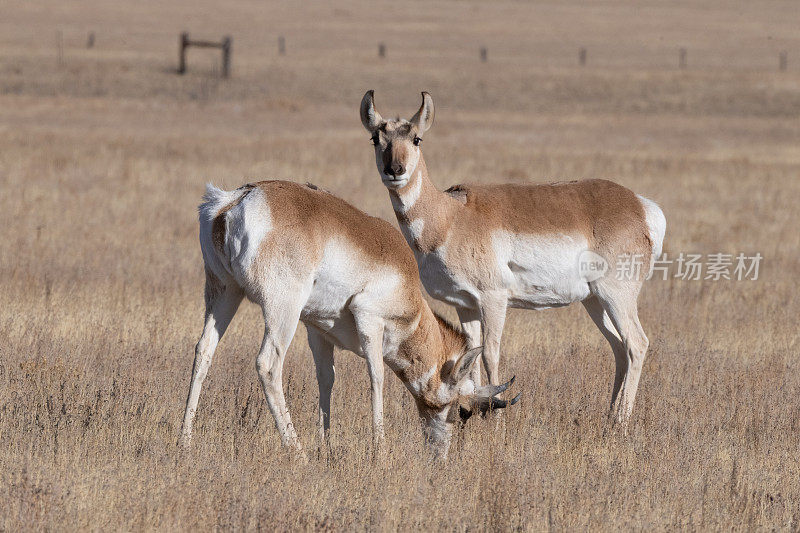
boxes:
[413,136,422,146]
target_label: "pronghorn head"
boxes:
[360,90,434,190]
[414,345,520,458]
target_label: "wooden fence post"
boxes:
[480,47,487,62]
[779,51,788,72]
[278,36,286,55]
[679,48,687,69]
[222,36,231,77]
[87,32,95,49]
[378,43,386,58]
[178,32,188,74]
[178,33,230,77]
[579,47,586,66]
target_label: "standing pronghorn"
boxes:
[360,91,666,424]
[180,180,517,458]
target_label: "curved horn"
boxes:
[459,376,520,421]
[360,90,383,132]
[490,392,521,410]
[475,375,515,398]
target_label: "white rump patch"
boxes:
[637,195,666,257]
[224,188,272,279]
[198,184,261,281]
[198,183,245,224]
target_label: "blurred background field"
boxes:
[1,0,799,530]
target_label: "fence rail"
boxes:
[177,32,231,77]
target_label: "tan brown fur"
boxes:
[363,91,652,272]
[250,181,468,394]
[398,305,469,409]
[253,180,422,298]
[396,161,652,274]
[445,177,652,279]
[391,159,461,253]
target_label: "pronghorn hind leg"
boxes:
[581,296,627,416]
[307,328,335,444]
[591,282,649,426]
[180,275,243,447]
[255,292,306,454]
[456,306,483,387]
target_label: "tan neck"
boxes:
[395,303,462,405]
[389,156,460,253]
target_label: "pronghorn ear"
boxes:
[360,90,383,133]
[410,91,434,134]
[449,347,482,385]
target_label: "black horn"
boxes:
[490,392,521,410]
[460,377,521,419]
[476,375,515,398]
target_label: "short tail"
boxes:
[199,183,252,225]
[198,183,254,278]
[637,194,666,261]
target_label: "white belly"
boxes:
[494,231,591,309]
[413,233,590,311]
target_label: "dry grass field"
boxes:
[2,0,800,530]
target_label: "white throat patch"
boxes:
[390,169,423,214]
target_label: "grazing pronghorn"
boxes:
[180,180,518,458]
[360,91,666,423]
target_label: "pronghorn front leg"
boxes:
[456,306,483,387]
[354,314,386,446]
[479,293,508,386]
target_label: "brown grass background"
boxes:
[1,0,799,530]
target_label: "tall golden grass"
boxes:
[1,0,799,529]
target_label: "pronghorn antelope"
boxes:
[360,91,666,424]
[180,180,518,458]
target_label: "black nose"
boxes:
[385,163,404,177]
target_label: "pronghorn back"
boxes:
[200,180,423,302]
[445,179,656,260]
